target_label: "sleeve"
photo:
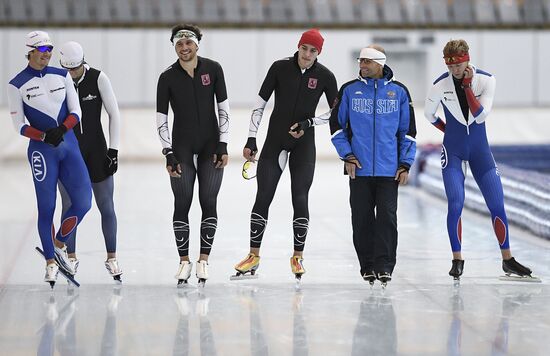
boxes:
[7,83,44,141]
[217,99,230,144]
[310,109,332,126]
[214,63,230,144]
[424,81,446,132]
[309,70,338,127]
[324,70,338,109]
[330,86,353,159]
[397,88,416,169]
[156,73,172,149]
[7,83,25,134]
[248,95,268,138]
[471,75,496,124]
[64,72,81,122]
[258,62,278,102]
[97,71,121,150]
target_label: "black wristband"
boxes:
[216,142,228,156]
[245,137,257,154]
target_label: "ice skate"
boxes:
[449,259,464,285]
[500,257,541,283]
[44,263,59,289]
[36,247,80,288]
[105,258,123,283]
[290,256,306,285]
[230,253,260,280]
[378,272,392,289]
[54,245,75,275]
[69,258,79,275]
[362,271,377,287]
[196,260,209,287]
[175,261,193,287]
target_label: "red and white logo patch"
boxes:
[308,78,318,89]
[201,74,211,86]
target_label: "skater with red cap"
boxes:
[232,29,338,282]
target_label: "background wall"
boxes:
[1,28,550,107]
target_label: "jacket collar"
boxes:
[357,64,395,85]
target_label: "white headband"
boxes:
[173,30,199,47]
[357,48,386,66]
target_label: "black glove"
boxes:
[215,142,228,163]
[291,119,312,133]
[165,151,180,173]
[43,125,67,147]
[244,137,258,156]
[105,148,118,175]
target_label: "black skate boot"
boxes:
[502,257,531,276]
[378,272,392,288]
[362,271,376,287]
[500,257,540,282]
[449,259,464,282]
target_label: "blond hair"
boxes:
[443,39,469,57]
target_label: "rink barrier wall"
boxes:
[414,145,550,239]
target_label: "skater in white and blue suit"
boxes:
[7,31,92,284]
[424,38,535,281]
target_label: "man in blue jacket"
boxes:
[330,45,416,286]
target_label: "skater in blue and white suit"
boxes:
[424,38,534,280]
[7,31,92,284]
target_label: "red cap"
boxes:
[298,29,324,54]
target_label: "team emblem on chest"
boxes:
[308,78,318,89]
[201,74,211,86]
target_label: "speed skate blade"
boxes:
[35,247,80,288]
[230,274,259,281]
[499,275,542,283]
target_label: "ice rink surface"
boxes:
[1,157,550,355]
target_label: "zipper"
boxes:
[75,84,84,134]
[291,67,305,130]
[372,80,377,176]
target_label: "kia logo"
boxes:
[31,151,47,182]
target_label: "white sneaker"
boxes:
[196,260,209,281]
[44,263,59,282]
[175,261,193,282]
[69,258,79,275]
[54,245,75,275]
[105,258,123,276]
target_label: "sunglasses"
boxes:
[61,64,83,71]
[33,45,54,53]
[242,160,257,180]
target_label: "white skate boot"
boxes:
[69,258,79,275]
[54,245,75,275]
[105,258,123,283]
[175,261,193,287]
[44,263,59,288]
[196,260,209,287]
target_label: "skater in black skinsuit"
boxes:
[58,41,123,281]
[156,24,231,286]
[233,29,338,280]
